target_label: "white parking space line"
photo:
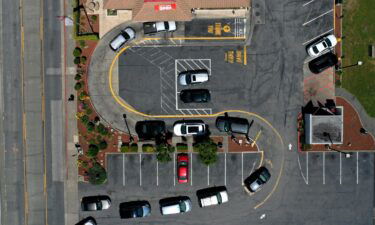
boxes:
[176,60,187,71]
[139,154,142,186]
[123,154,125,186]
[323,152,325,184]
[306,152,309,184]
[224,153,227,186]
[339,153,342,185]
[173,153,176,186]
[197,59,211,72]
[175,61,178,110]
[207,166,210,186]
[302,0,315,7]
[189,59,202,70]
[190,152,193,186]
[241,152,244,182]
[183,60,196,70]
[156,161,159,186]
[302,28,334,45]
[356,152,359,184]
[302,9,333,26]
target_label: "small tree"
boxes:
[81,56,87,65]
[195,139,218,166]
[156,143,174,163]
[73,47,82,57]
[74,73,82,81]
[80,115,89,124]
[79,91,89,101]
[79,40,86,48]
[86,122,95,132]
[85,108,93,115]
[98,140,108,150]
[74,57,81,65]
[74,82,82,90]
[87,162,107,185]
[97,123,109,136]
[87,144,99,158]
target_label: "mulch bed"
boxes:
[228,136,258,152]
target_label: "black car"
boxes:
[81,195,111,211]
[308,52,338,74]
[180,89,210,103]
[215,116,249,135]
[119,201,151,219]
[75,217,96,225]
[135,120,166,140]
[244,167,271,193]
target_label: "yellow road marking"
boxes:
[251,130,262,147]
[108,44,285,210]
[244,45,247,65]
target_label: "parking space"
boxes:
[298,152,373,186]
[119,46,255,116]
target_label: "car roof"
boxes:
[135,120,165,139]
[216,116,249,134]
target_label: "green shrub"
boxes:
[81,161,88,169]
[85,108,93,115]
[120,143,138,153]
[74,74,82,81]
[91,15,97,21]
[176,143,188,151]
[130,143,138,152]
[74,82,82,90]
[79,91,89,100]
[73,47,82,57]
[80,115,89,124]
[98,140,108,150]
[86,122,95,132]
[120,144,129,152]
[74,57,81,65]
[81,56,87,64]
[79,40,86,48]
[142,144,155,153]
[194,139,218,166]
[88,162,107,185]
[97,123,109,136]
[87,144,99,158]
[156,143,174,163]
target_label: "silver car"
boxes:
[109,27,135,51]
[178,70,209,86]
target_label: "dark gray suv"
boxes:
[215,116,249,135]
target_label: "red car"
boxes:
[177,153,189,183]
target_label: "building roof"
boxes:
[103,0,250,21]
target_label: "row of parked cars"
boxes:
[77,167,271,224]
[306,34,339,74]
[109,21,176,52]
[136,114,250,139]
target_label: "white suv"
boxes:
[173,121,207,136]
[160,197,192,215]
[197,187,229,208]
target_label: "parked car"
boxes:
[173,120,207,136]
[81,195,111,211]
[197,186,228,208]
[135,120,166,140]
[75,217,96,225]
[307,34,338,57]
[143,21,177,35]
[180,89,210,103]
[119,201,151,219]
[308,52,338,74]
[215,116,249,135]
[160,197,192,215]
[244,167,271,193]
[178,70,209,86]
[177,153,189,184]
[109,27,135,51]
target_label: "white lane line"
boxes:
[303,0,315,7]
[189,59,202,70]
[339,153,342,185]
[139,154,142,186]
[302,9,333,26]
[197,59,211,72]
[157,160,159,186]
[302,28,334,45]
[190,152,193,186]
[207,165,210,186]
[241,152,244,183]
[323,152,325,185]
[356,152,359,184]
[176,60,188,71]
[208,59,212,75]
[306,152,309,184]
[224,153,227,186]
[123,154,125,186]
[173,152,176,186]
[175,61,178,110]
[183,60,195,70]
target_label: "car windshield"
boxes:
[122,32,130,40]
[325,38,332,46]
[313,46,319,53]
[322,42,327,48]
[164,22,169,30]
[224,121,230,132]
[185,74,191,84]
[179,161,187,166]
[188,126,199,133]
[179,202,186,212]
[259,174,268,182]
[135,207,144,217]
[181,125,187,134]
[96,201,102,210]
[192,75,196,82]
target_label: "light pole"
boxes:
[322,132,352,157]
[341,61,363,69]
[123,114,134,142]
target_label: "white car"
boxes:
[160,198,192,215]
[178,70,209,86]
[307,34,337,57]
[198,189,228,208]
[173,121,207,136]
[143,21,176,35]
[109,27,136,51]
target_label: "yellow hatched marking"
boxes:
[207,25,214,34]
[236,50,242,64]
[214,23,222,36]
